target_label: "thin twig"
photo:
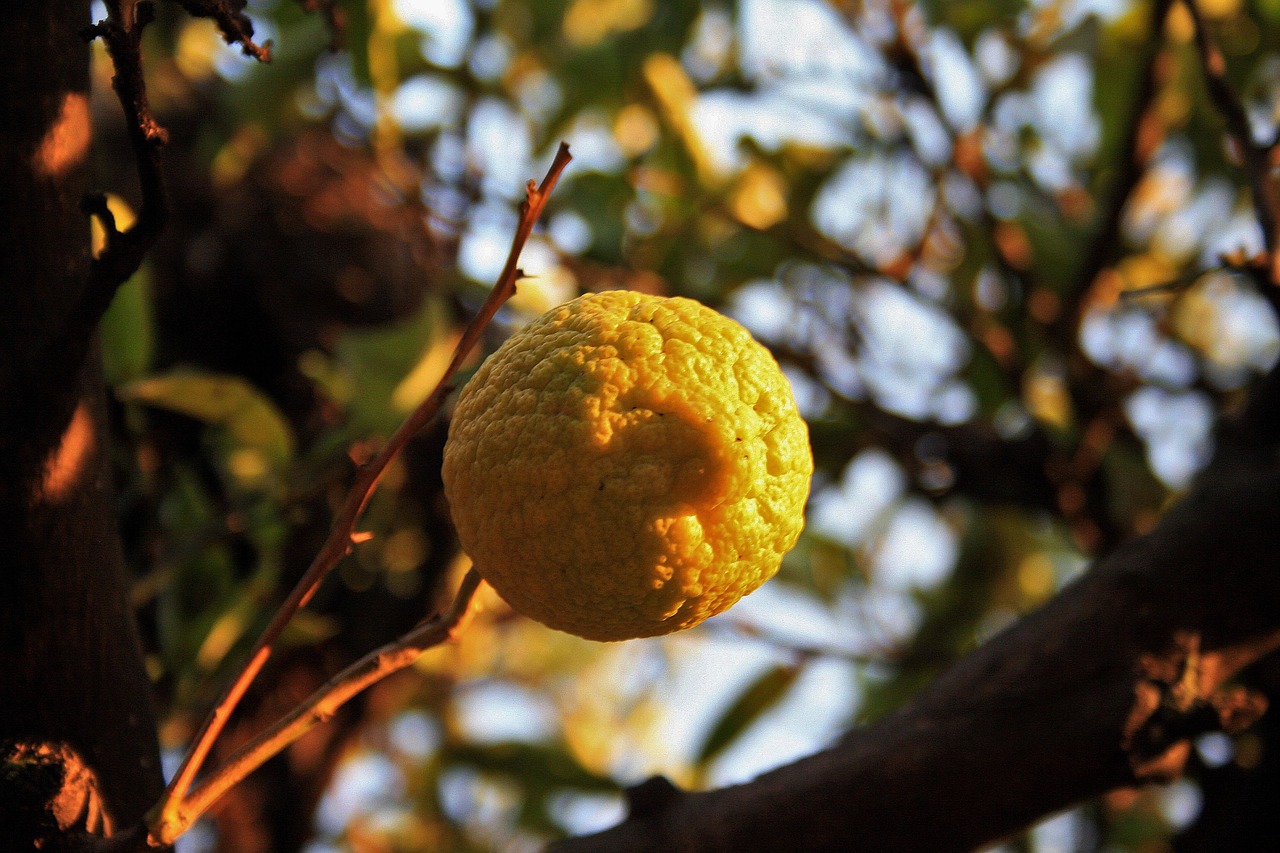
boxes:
[1059,0,1174,338]
[79,0,169,329]
[148,143,572,840]
[1118,268,1210,300]
[172,0,272,61]
[1135,2,1280,474]
[80,1,273,319]
[1183,0,1280,279]
[151,569,485,844]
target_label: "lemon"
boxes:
[442,289,812,641]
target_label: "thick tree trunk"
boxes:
[0,1,165,844]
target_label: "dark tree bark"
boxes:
[0,1,165,845]
[552,378,1280,852]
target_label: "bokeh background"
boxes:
[91,0,1280,849]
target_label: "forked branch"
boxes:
[79,0,272,345]
[156,570,484,843]
[80,1,169,333]
[146,143,573,847]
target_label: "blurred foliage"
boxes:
[95,0,1280,849]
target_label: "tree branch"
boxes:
[147,143,572,843]
[1182,0,1280,459]
[1059,0,1175,342]
[170,0,271,61]
[1183,0,1280,287]
[80,0,275,332]
[79,0,169,334]
[552,438,1280,852]
[153,570,485,844]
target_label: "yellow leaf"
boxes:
[563,0,654,47]
[1023,363,1073,430]
[729,163,789,231]
[644,53,722,186]
[120,371,295,468]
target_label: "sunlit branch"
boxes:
[153,569,485,844]
[819,1,1132,552]
[147,143,571,844]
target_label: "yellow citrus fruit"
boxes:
[442,289,812,641]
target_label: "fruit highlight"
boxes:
[442,289,812,641]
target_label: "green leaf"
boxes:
[119,371,295,467]
[337,294,451,436]
[695,664,802,767]
[100,267,154,385]
[918,0,1028,43]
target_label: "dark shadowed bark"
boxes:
[0,1,165,845]
[552,370,1280,852]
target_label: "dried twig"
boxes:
[146,143,573,846]
[152,570,485,844]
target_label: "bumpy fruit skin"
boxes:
[442,290,812,641]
